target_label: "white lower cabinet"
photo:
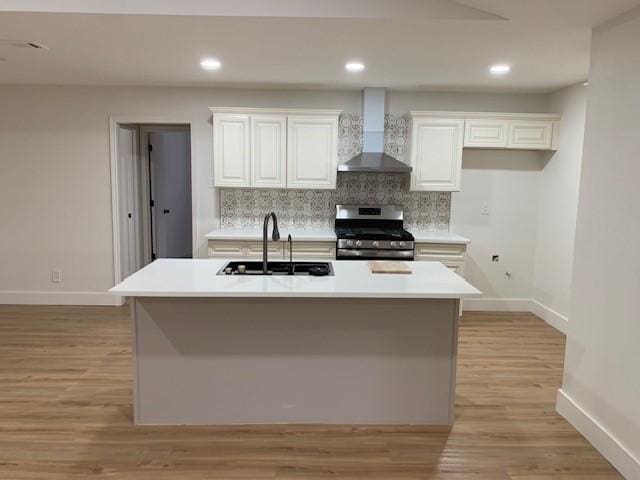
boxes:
[286,241,336,259]
[208,240,284,259]
[208,239,335,260]
[208,239,467,276]
[414,242,467,278]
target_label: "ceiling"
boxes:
[0,0,638,92]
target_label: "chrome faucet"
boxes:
[263,212,280,274]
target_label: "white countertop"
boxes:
[205,228,336,241]
[410,231,470,244]
[110,259,481,299]
[205,228,469,244]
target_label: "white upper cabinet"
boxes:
[211,108,340,189]
[464,119,509,148]
[250,115,287,188]
[507,120,553,150]
[409,117,464,192]
[213,114,251,187]
[286,115,339,189]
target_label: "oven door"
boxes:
[336,248,414,261]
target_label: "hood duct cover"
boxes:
[339,88,412,173]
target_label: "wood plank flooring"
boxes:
[0,306,623,479]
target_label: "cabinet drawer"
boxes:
[208,240,245,258]
[507,121,553,150]
[208,240,283,259]
[241,241,284,259]
[443,261,465,275]
[464,119,509,148]
[415,243,466,261]
[287,241,336,259]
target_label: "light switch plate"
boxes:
[51,270,62,283]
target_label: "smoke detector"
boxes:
[0,39,49,50]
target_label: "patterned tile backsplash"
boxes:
[219,114,451,232]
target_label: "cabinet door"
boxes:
[507,120,553,150]
[213,114,251,187]
[287,115,338,189]
[410,119,464,192]
[251,115,287,188]
[464,119,509,148]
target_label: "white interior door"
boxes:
[117,125,139,279]
[149,130,192,259]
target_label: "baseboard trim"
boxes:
[463,297,533,312]
[530,299,569,334]
[557,389,640,479]
[0,291,122,306]
[464,298,569,334]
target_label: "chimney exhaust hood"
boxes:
[338,88,412,173]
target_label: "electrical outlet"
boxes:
[481,202,490,215]
[492,255,500,262]
[51,270,62,283]
[208,176,215,189]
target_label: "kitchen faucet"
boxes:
[263,212,280,274]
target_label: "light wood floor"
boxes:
[0,306,622,479]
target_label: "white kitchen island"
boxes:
[110,259,480,426]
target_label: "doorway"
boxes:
[144,126,193,260]
[113,123,193,282]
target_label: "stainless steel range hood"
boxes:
[338,88,412,173]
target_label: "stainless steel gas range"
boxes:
[334,205,415,260]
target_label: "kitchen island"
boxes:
[110,259,480,426]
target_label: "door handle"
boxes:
[163,209,170,214]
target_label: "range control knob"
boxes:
[390,241,397,248]
[372,241,379,247]
[356,240,362,247]
[399,241,406,247]
[346,240,354,247]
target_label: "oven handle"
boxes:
[337,249,414,259]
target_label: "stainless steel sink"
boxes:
[217,261,334,276]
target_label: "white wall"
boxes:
[0,84,559,306]
[557,8,640,479]
[531,83,588,331]
[388,90,550,115]
[390,90,552,311]
[0,85,360,304]
[450,149,543,308]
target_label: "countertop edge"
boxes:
[109,290,482,299]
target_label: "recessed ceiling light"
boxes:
[584,81,589,86]
[200,58,221,71]
[490,64,511,75]
[345,62,365,73]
